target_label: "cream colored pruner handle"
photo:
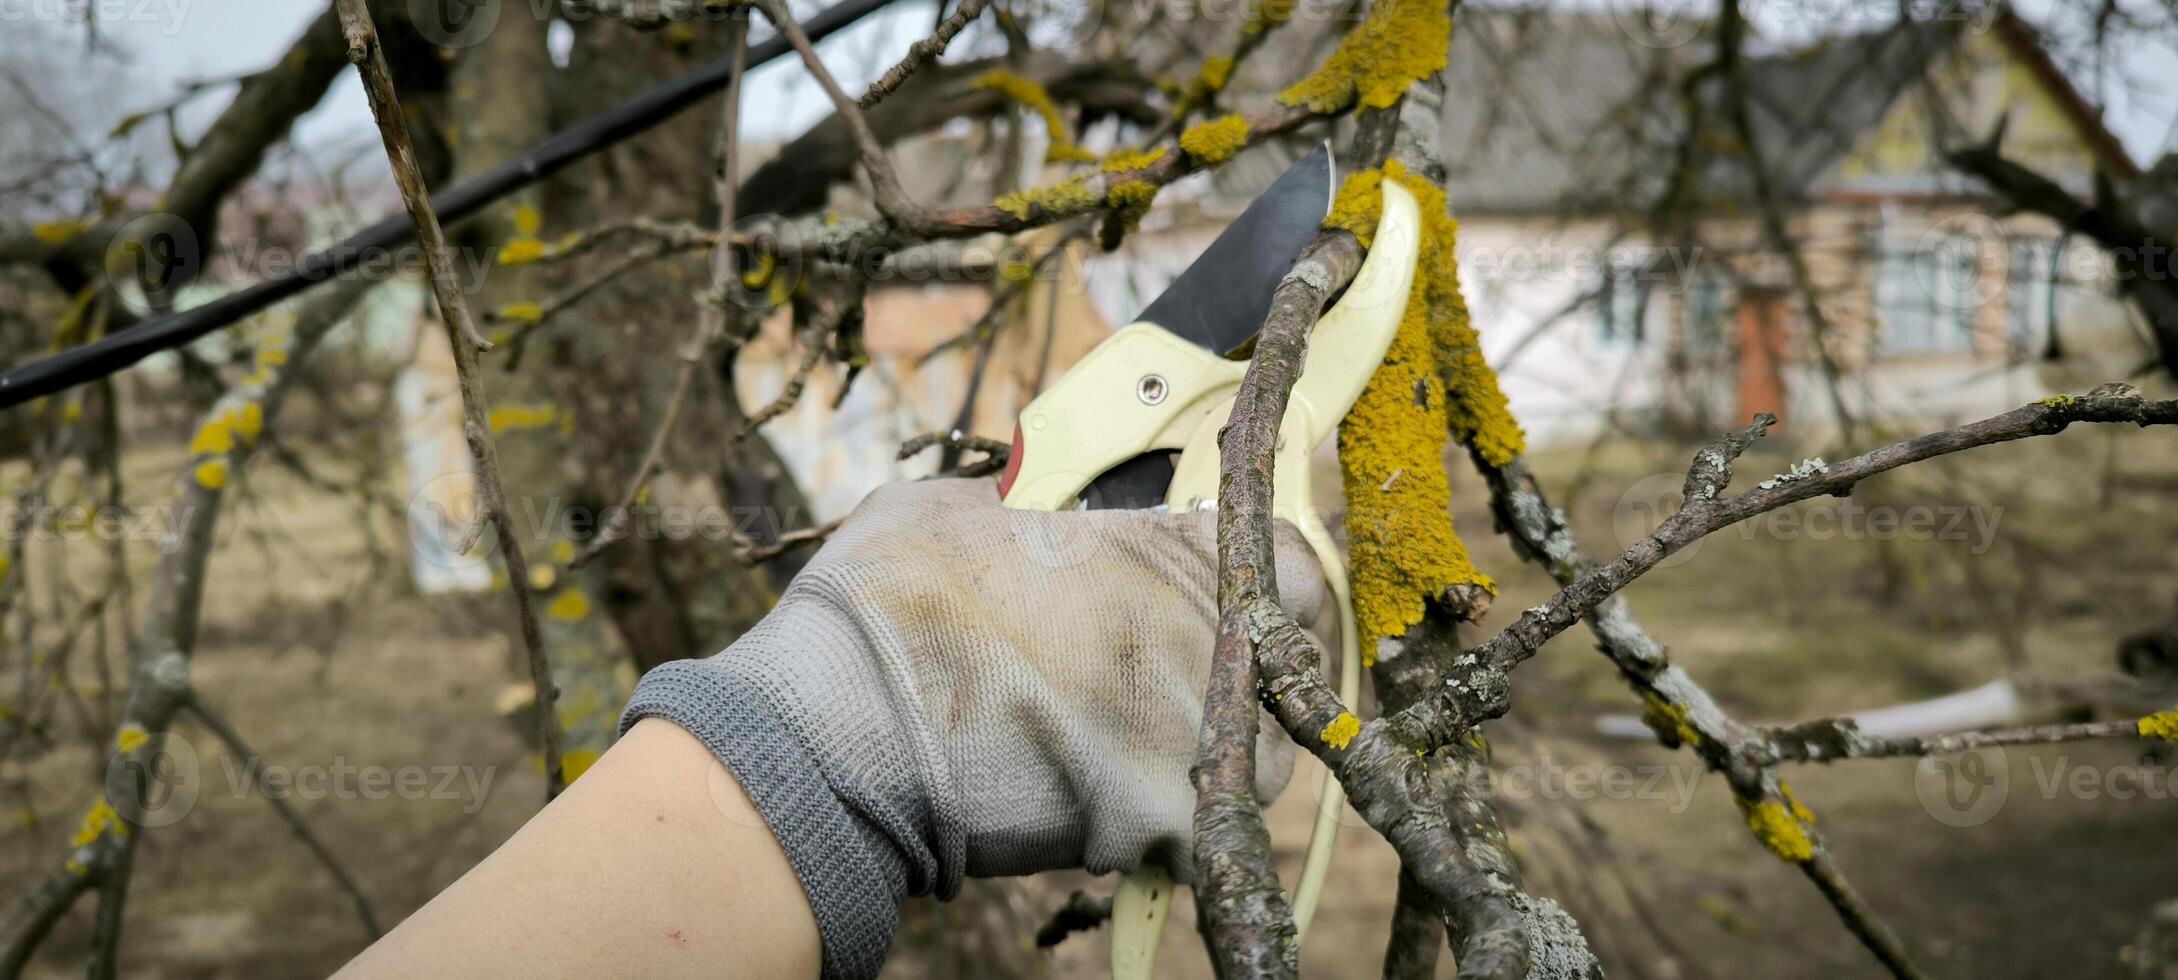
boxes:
[996,182,1419,979]
[1110,181,1423,978]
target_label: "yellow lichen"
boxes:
[194,460,229,490]
[1738,794,1815,863]
[190,418,235,456]
[550,539,576,564]
[70,796,126,848]
[1777,781,1815,826]
[2139,709,2178,740]
[993,178,1101,222]
[32,220,91,246]
[1242,0,1298,37]
[1178,114,1250,166]
[230,402,263,441]
[256,347,288,367]
[190,403,264,459]
[496,302,545,324]
[1100,147,1167,174]
[547,588,591,622]
[1696,894,1761,937]
[561,747,602,783]
[115,725,148,754]
[498,237,548,267]
[741,251,776,289]
[488,402,560,435]
[1639,691,1702,748]
[971,70,1097,163]
[1319,711,1361,750]
[1106,180,1160,233]
[1329,163,1511,645]
[1277,0,1450,113]
[1198,54,1236,94]
[513,204,543,236]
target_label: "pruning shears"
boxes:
[997,143,1423,977]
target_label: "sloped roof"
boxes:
[1439,7,1698,214]
[1437,8,1969,215]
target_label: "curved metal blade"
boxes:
[1135,141,1334,357]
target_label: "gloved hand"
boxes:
[619,477,1326,980]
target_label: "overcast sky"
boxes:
[96,0,938,165]
[27,0,2178,193]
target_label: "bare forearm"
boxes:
[336,719,819,980]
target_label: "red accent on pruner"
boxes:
[997,423,1026,498]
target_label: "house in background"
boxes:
[1435,6,2151,442]
[733,5,2159,518]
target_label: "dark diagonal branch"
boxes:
[334,0,565,799]
[757,0,929,232]
[1393,393,2178,750]
[185,691,380,940]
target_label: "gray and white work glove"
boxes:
[619,477,1326,979]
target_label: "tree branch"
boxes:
[1192,229,1365,977]
[334,0,566,799]
[184,691,380,939]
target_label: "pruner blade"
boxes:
[1135,141,1335,358]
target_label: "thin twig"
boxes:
[897,429,1010,478]
[1757,714,2153,764]
[756,0,927,230]
[735,516,844,563]
[572,11,753,571]
[858,0,992,109]
[736,283,864,444]
[185,691,380,939]
[334,0,566,799]
[1391,393,2178,751]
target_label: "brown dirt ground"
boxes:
[5,422,2176,978]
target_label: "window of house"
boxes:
[1594,260,1651,348]
[2007,237,2059,356]
[1873,232,1978,355]
[1683,274,1730,354]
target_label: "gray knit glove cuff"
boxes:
[620,478,1324,980]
